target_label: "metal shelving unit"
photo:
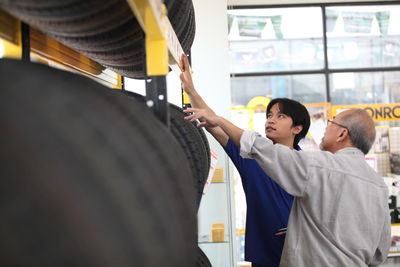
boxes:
[126,0,188,126]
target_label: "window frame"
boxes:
[229,1,400,103]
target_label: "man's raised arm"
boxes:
[180,54,229,146]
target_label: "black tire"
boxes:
[196,120,211,177]
[197,246,212,267]
[0,0,131,37]
[119,92,210,210]
[169,104,210,210]
[168,0,192,41]
[170,0,196,54]
[0,58,196,266]
[51,19,143,53]
[0,0,81,9]
[0,0,195,78]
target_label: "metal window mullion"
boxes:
[230,69,326,77]
[322,6,330,103]
[230,1,399,10]
[329,67,400,73]
[231,67,400,78]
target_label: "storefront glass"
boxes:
[231,74,326,105]
[330,71,400,105]
[228,4,400,264]
[228,7,324,73]
[326,5,400,69]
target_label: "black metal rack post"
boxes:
[145,75,170,127]
[21,22,30,61]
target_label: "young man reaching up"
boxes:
[180,55,310,267]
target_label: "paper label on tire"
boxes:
[203,150,218,195]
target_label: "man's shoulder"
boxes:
[224,138,240,156]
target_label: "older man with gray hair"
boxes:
[185,106,391,266]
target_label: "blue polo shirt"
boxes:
[224,139,295,267]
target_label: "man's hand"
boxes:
[184,107,221,128]
[179,54,195,95]
[185,107,245,147]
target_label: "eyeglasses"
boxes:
[327,119,351,136]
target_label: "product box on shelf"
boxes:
[390,127,400,153]
[373,126,390,153]
[390,153,400,175]
[211,222,225,242]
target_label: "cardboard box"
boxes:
[211,167,224,183]
[211,222,225,242]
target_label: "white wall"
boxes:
[191,1,237,267]
[191,0,232,119]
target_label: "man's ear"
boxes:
[337,128,349,142]
[292,125,303,135]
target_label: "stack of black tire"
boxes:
[0,0,213,265]
[0,0,196,78]
[0,58,198,266]
[120,93,212,267]
[122,91,211,210]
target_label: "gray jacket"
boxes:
[240,130,391,267]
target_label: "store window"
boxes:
[228,7,324,73]
[228,3,400,264]
[231,74,326,105]
[330,71,400,105]
[228,3,400,125]
[326,5,400,69]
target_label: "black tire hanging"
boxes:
[0,58,196,266]
[120,91,211,210]
[169,104,210,210]
[196,246,212,267]
[0,0,196,78]
[195,115,211,177]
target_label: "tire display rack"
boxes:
[0,0,212,266]
[0,0,196,125]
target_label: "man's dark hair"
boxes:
[266,98,311,146]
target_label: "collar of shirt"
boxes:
[335,147,364,156]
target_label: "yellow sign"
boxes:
[246,96,270,130]
[332,103,400,122]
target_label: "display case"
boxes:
[198,136,237,267]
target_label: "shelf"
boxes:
[198,234,230,244]
[199,241,229,244]
[388,252,400,257]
